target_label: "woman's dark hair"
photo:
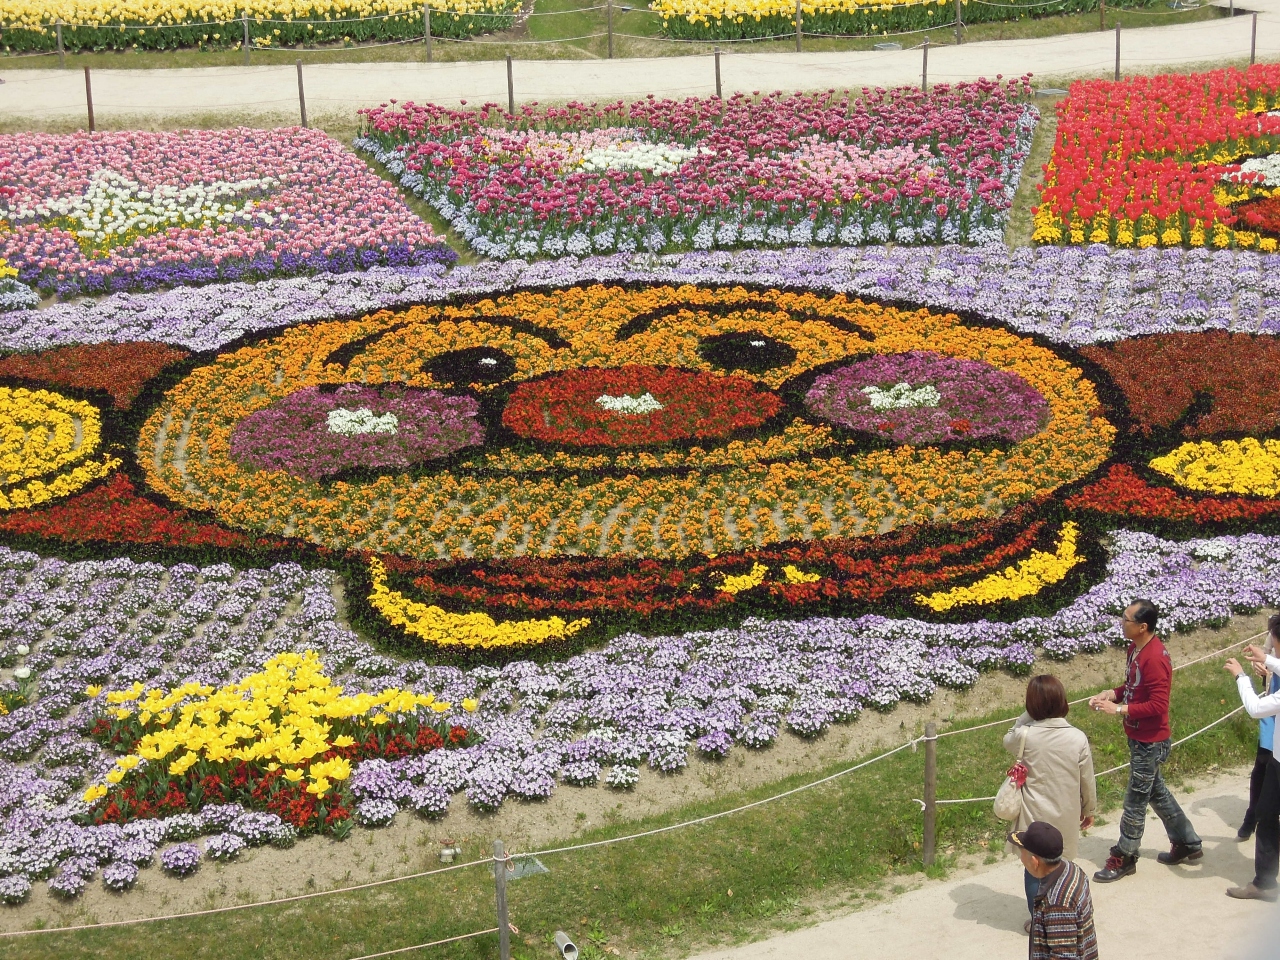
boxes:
[1268,612,1280,641]
[1129,598,1159,632]
[1026,675,1070,721]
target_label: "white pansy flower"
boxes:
[327,407,399,436]
[1224,152,1280,187]
[596,392,665,415]
[578,142,709,176]
[860,382,942,411]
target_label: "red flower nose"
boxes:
[501,365,782,448]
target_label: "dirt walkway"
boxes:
[0,1,1275,127]
[687,767,1280,960]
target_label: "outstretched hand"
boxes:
[1225,658,1245,678]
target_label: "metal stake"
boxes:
[83,66,95,132]
[922,721,937,867]
[607,0,614,58]
[714,46,721,99]
[296,59,307,127]
[1099,0,1104,32]
[424,3,432,62]
[242,11,250,65]
[954,0,961,45]
[795,0,802,52]
[56,19,65,68]
[494,841,511,960]
[921,38,929,93]
[1252,11,1258,64]
[506,54,514,116]
[1114,23,1120,82]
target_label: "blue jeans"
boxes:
[1116,737,1201,857]
[1024,868,1038,914]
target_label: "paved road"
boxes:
[686,770,1279,960]
[0,0,1275,124]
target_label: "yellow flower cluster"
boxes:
[1149,437,1280,497]
[914,522,1083,612]
[1031,204,1279,252]
[717,562,769,594]
[139,286,1113,563]
[0,0,512,31]
[0,386,118,511]
[368,557,590,649]
[0,260,17,281]
[86,651,467,800]
[652,0,930,25]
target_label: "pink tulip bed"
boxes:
[0,128,456,297]
[355,78,1038,259]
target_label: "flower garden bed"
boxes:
[0,0,517,53]
[356,80,1038,258]
[2,70,1280,904]
[649,0,1164,41]
[1033,64,1280,250]
[0,129,454,297]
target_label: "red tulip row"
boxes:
[1034,65,1280,248]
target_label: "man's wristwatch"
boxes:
[1118,704,1128,717]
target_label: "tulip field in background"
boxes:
[3,68,1280,905]
[651,0,1164,41]
[0,0,518,53]
[356,79,1038,258]
[1034,64,1280,251]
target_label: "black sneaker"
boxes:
[1157,843,1204,865]
[1094,851,1137,883]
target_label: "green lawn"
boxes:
[0,2,1227,68]
[0,649,1257,960]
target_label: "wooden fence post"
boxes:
[923,721,937,867]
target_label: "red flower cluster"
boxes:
[1080,333,1280,437]
[0,474,264,549]
[380,502,1055,620]
[502,366,781,447]
[1036,65,1280,242]
[0,342,188,409]
[1235,195,1280,235]
[89,715,471,834]
[1066,465,1280,523]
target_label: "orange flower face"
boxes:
[138,285,1115,562]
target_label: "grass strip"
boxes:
[0,651,1258,960]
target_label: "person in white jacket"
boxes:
[1225,643,1280,901]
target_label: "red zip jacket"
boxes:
[1112,636,1173,743]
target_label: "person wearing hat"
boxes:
[1011,821,1099,960]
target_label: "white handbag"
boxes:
[994,727,1029,822]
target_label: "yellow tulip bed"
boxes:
[0,0,517,53]
[650,0,1161,41]
[84,652,479,834]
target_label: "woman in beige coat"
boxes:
[1004,674,1098,923]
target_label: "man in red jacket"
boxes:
[1088,598,1203,882]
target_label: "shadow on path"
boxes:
[949,883,1027,935]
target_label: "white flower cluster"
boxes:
[577,142,708,176]
[4,170,280,244]
[1225,152,1280,187]
[861,382,941,411]
[595,392,664,415]
[326,407,399,436]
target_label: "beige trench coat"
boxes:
[1002,713,1098,861]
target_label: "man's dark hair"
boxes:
[1129,599,1159,632]
[1026,675,1070,721]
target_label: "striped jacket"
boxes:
[1029,861,1099,960]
